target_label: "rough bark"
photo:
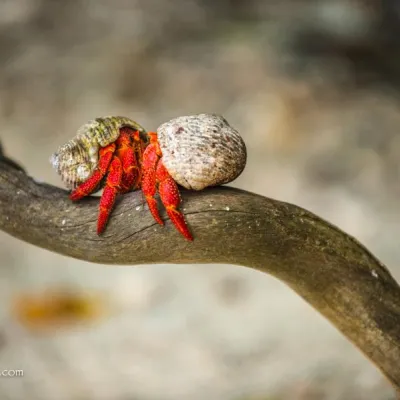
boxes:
[1,146,399,395]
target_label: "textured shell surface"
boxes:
[157,113,247,190]
[50,116,146,189]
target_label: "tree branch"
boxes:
[1,147,400,394]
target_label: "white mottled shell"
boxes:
[157,113,246,190]
[50,117,146,189]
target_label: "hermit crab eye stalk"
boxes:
[51,113,247,240]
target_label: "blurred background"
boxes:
[1,1,400,399]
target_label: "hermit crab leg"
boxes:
[70,142,116,201]
[97,156,123,234]
[141,132,193,241]
[117,128,140,193]
[130,129,146,167]
[141,133,164,226]
[156,160,193,241]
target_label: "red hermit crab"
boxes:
[51,114,247,240]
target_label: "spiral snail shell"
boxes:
[50,116,146,189]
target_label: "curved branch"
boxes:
[1,149,400,394]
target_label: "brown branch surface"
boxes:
[1,150,400,394]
